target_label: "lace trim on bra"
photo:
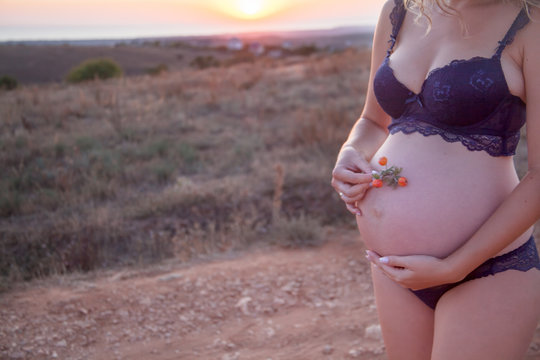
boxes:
[388,119,520,157]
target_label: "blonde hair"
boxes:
[405,0,539,33]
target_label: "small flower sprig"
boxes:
[371,156,408,188]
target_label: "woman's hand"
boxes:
[365,250,461,290]
[331,145,374,215]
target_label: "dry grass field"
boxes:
[0,47,372,286]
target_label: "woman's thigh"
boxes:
[432,268,540,360]
[371,264,435,360]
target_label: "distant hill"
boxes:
[0,25,374,47]
[0,26,374,85]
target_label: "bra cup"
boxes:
[373,61,410,119]
[420,60,509,127]
[373,56,527,157]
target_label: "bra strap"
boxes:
[494,8,530,58]
[387,0,407,57]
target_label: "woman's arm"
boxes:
[367,13,540,289]
[341,0,394,156]
[331,0,394,214]
[443,12,540,281]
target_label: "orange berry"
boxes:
[378,157,388,166]
[372,179,383,188]
[398,177,408,187]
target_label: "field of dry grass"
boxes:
[0,47,374,287]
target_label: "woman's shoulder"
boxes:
[516,7,540,104]
[381,0,403,17]
[377,0,403,31]
[520,7,540,40]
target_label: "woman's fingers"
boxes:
[331,147,374,214]
[366,250,409,284]
[347,183,371,197]
[365,252,451,289]
[374,263,410,286]
[366,251,408,269]
[345,202,362,216]
[339,184,370,202]
[332,167,373,185]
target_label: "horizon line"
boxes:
[0,22,376,43]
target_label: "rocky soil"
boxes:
[1,229,539,360]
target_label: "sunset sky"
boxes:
[0,0,384,41]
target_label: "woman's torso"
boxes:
[357,1,533,258]
[356,132,533,258]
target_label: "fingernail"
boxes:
[379,257,389,264]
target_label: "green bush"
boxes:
[66,58,123,83]
[0,75,18,90]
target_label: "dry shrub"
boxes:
[272,163,284,223]
[0,205,128,284]
[305,48,370,77]
[126,175,264,221]
[269,213,324,248]
[159,80,184,99]
[126,176,270,262]
[190,55,220,69]
[223,51,256,66]
[290,102,358,149]
[173,211,261,261]
[222,63,264,91]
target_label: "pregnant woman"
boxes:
[331,0,540,358]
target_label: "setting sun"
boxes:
[208,0,290,20]
[0,0,383,40]
[237,0,264,16]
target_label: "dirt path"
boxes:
[1,229,539,360]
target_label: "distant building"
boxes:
[268,49,283,58]
[249,42,265,56]
[227,37,243,51]
[282,41,293,50]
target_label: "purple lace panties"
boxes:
[410,235,540,309]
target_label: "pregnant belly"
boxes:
[356,132,526,258]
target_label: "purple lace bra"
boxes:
[373,0,530,157]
